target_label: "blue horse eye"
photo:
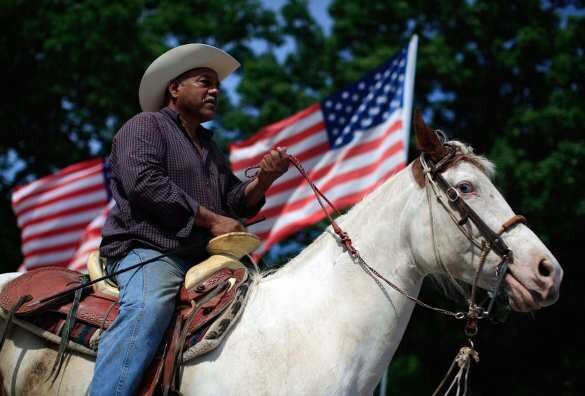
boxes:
[457,182,474,193]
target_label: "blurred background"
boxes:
[1,0,583,394]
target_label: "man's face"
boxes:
[170,68,220,122]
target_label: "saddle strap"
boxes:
[0,294,32,352]
[51,286,83,378]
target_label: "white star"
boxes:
[384,84,391,93]
[342,91,349,99]
[340,116,346,124]
[377,96,388,104]
[328,113,336,121]
[361,118,372,128]
[352,94,359,101]
[335,103,342,110]
[351,115,358,123]
[358,104,366,112]
[325,100,332,108]
[375,72,381,80]
[345,106,352,113]
[369,107,380,116]
[375,81,382,89]
[399,59,405,67]
[358,82,366,90]
[399,74,404,82]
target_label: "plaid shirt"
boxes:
[100,106,262,259]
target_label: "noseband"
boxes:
[419,143,526,333]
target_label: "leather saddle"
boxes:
[0,232,260,395]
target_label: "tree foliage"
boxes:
[1,0,583,394]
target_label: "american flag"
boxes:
[11,36,417,271]
[229,36,418,257]
[11,158,111,271]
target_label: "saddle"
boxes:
[0,232,260,396]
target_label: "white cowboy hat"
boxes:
[138,43,240,112]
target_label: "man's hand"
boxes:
[196,206,245,236]
[256,147,290,190]
[208,214,246,236]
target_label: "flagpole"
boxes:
[402,34,418,153]
[378,35,418,396]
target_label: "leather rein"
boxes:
[274,145,525,331]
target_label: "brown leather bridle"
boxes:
[419,143,526,334]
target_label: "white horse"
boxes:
[0,115,562,395]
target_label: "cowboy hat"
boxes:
[139,43,240,112]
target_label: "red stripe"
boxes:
[12,159,103,204]
[255,162,406,255]
[230,104,321,149]
[15,182,107,218]
[13,167,104,210]
[19,200,106,229]
[21,222,89,244]
[257,141,404,219]
[24,241,80,258]
[231,121,326,171]
[266,120,403,196]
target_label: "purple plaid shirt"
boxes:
[100,106,262,259]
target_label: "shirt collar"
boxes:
[160,106,213,140]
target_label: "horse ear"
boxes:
[413,109,448,161]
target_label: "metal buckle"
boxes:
[446,187,460,202]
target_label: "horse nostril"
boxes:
[538,259,552,277]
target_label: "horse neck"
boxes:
[252,165,425,387]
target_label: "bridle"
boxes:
[418,142,526,335]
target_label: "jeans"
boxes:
[89,248,194,396]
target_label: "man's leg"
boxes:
[90,248,192,396]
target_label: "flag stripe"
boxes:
[249,144,406,236]
[254,140,404,220]
[12,160,103,206]
[231,117,326,170]
[17,190,108,227]
[254,163,407,256]
[15,179,106,218]
[11,158,109,270]
[230,104,321,149]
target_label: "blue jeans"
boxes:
[90,248,194,396]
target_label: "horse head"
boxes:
[409,110,562,312]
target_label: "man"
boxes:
[90,44,288,395]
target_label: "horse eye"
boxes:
[456,181,474,194]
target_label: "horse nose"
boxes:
[534,257,562,305]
